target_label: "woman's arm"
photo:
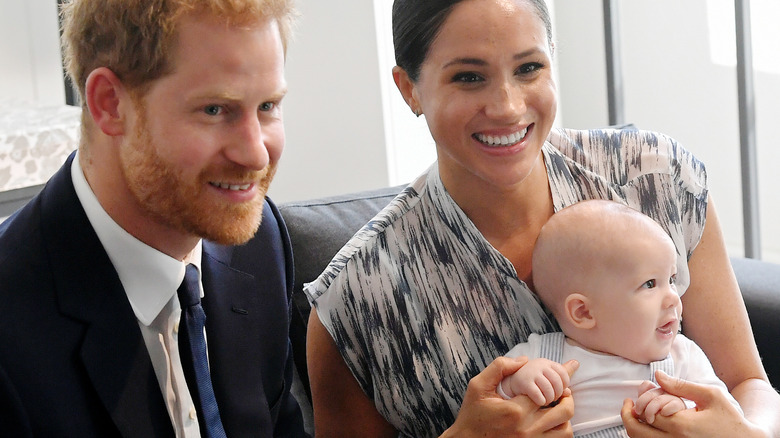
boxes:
[623,195,779,437]
[307,309,397,438]
[307,308,578,437]
[684,196,779,434]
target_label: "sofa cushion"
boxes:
[278,185,404,320]
[277,185,403,398]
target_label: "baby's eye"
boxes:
[203,105,223,116]
[642,279,657,289]
[669,274,677,285]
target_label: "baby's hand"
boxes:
[497,358,574,406]
[633,380,688,424]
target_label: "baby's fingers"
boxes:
[539,370,563,403]
[525,384,550,406]
[633,381,662,415]
[636,380,657,396]
[539,361,576,405]
[639,395,666,424]
[659,397,687,417]
[638,394,687,424]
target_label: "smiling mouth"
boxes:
[656,320,678,335]
[209,181,252,191]
[474,126,529,147]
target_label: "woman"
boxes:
[305,0,780,436]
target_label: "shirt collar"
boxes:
[71,152,203,326]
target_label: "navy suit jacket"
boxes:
[0,154,306,437]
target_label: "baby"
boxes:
[498,200,741,436]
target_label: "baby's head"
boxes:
[532,200,682,364]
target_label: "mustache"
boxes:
[200,164,270,184]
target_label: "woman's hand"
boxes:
[441,356,579,438]
[621,371,767,438]
[669,197,779,436]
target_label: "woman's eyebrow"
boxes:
[443,57,487,69]
[442,48,546,69]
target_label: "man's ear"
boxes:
[564,293,596,329]
[84,67,129,137]
[392,65,421,115]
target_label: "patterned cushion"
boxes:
[0,99,80,192]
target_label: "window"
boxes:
[707,0,780,74]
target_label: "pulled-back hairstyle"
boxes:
[392,0,553,82]
[60,0,296,104]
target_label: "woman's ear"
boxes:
[392,65,421,116]
[84,67,128,137]
[564,293,596,329]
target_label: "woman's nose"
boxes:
[484,81,525,121]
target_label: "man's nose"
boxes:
[226,114,270,171]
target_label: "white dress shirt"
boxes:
[71,153,203,437]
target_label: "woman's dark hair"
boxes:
[392,0,553,82]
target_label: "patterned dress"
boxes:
[305,128,709,437]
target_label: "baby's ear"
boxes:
[564,293,595,329]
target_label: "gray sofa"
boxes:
[278,185,780,404]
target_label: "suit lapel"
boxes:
[199,200,295,436]
[201,241,271,434]
[41,155,173,437]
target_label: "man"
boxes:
[0,0,305,436]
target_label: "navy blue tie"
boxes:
[178,264,227,438]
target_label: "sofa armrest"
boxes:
[730,257,780,388]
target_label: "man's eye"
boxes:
[259,102,275,112]
[204,105,222,116]
[642,279,657,289]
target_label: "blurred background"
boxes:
[1,0,777,262]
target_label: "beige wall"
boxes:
[553,0,780,262]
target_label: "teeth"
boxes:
[657,320,677,334]
[475,128,528,147]
[210,182,251,191]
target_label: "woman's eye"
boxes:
[204,105,223,116]
[259,102,276,112]
[517,62,543,75]
[452,72,483,83]
[642,279,657,289]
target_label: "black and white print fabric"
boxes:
[305,128,708,437]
